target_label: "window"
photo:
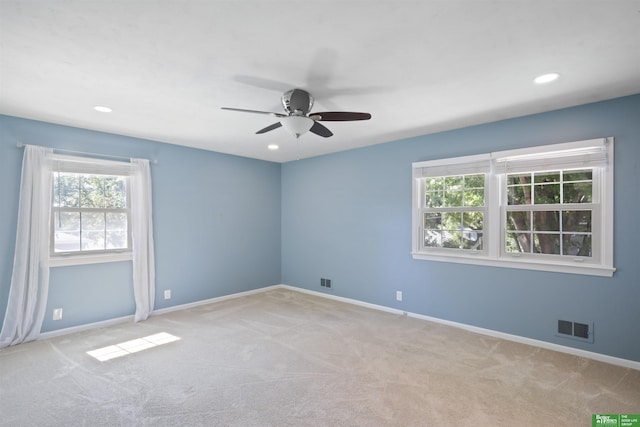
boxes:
[422,174,486,251]
[50,155,133,265]
[504,170,594,257]
[412,138,614,277]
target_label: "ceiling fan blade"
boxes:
[221,107,286,118]
[256,122,282,134]
[310,111,372,121]
[309,121,333,138]
[232,75,292,92]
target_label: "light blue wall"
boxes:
[0,115,282,332]
[281,94,640,362]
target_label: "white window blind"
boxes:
[493,138,609,174]
[413,153,491,178]
[52,154,134,176]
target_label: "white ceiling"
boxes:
[1,1,639,163]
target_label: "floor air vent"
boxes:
[557,319,594,343]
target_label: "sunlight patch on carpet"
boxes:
[86,332,180,361]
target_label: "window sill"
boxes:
[49,252,132,267]
[411,252,615,277]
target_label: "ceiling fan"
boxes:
[221,88,371,138]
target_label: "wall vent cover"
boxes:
[558,320,573,336]
[573,322,590,339]
[557,319,594,343]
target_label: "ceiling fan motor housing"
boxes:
[282,89,314,115]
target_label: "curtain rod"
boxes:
[16,141,158,164]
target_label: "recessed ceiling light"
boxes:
[94,105,112,113]
[267,144,279,150]
[533,73,560,84]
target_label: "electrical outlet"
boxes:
[396,291,403,302]
[164,290,171,300]
[325,279,331,288]
[53,308,63,320]
[320,278,326,287]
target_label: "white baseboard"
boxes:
[39,315,134,340]
[36,283,640,371]
[150,285,282,316]
[279,285,405,315]
[277,284,640,371]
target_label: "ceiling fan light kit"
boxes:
[221,88,371,139]
[281,116,314,138]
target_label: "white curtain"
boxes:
[0,145,53,348]
[130,158,155,322]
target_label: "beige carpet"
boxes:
[0,288,638,426]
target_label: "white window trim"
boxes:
[49,252,133,267]
[49,154,134,267]
[412,137,615,277]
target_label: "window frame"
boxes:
[417,159,491,257]
[49,154,134,267]
[412,138,615,277]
